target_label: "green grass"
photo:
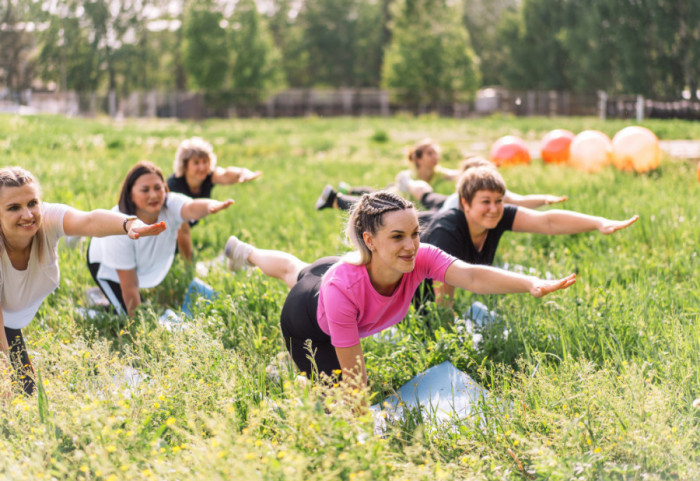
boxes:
[1,113,699,480]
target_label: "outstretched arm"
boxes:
[63,209,166,239]
[212,166,262,185]
[444,260,576,297]
[180,198,234,222]
[512,207,639,235]
[504,191,567,209]
[436,164,462,182]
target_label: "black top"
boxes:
[414,205,518,306]
[166,173,214,199]
[422,205,518,265]
[166,173,215,226]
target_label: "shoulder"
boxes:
[424,208,464,236]
[167,174,186,191]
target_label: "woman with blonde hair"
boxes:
[0,167,166,395]
[167,137,261,262]
[225,191,575,385]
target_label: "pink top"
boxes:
[317,244,456,347]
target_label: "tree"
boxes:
[182,1,229,91]
[462,0,518,86]
[229,0,285,102]
[0,0,35,94]
[382,0,480,106]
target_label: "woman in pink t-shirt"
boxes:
[0,167,166,396]
[225,191,575,387]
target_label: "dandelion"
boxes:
[106,446,117,453]
[80,465,89,473]
[165,417,176,427]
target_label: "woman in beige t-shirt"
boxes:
[0,167,165,396]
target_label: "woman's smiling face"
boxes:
[365,208,421,276]
[0,183,42,243]
[130,173,166,219]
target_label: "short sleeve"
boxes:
[42,203,71,243]
[415,244,456,283]
[500,205,518,231]
[164,192,191,223]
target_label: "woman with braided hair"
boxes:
[224,191,576,388]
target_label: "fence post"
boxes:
[108,90,116,117]
[636,95,644,122]
[548,90,557,116]
[598,91,607,120]
[380,90,389,117]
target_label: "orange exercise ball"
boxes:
[611,126,660,173]
[541,129,575,164]
[490,135,531,167]
[569,130,612,173]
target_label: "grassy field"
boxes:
[1,113,699,480]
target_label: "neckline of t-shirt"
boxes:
[362,264,406,299]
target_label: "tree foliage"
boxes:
[4,0,700,101]
[382,0,480,105]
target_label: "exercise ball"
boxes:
[569,130,612,173]
[490,136,530,167]
[541,129,575,164]
[612,126,660,173]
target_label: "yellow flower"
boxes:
[80,465,89,473]
[332,369,342,375]
[106,446,117,453]
[165,417,176,426]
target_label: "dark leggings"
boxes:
[280,256,342,379]
[86,242,128,315]
[4,327,35,395]
[337,191,447,218]
[421,192,448,211]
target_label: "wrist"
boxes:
[123,216,138,233]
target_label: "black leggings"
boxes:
[280,257,342,379]
[4,327,35,395]
[86,243,128,315]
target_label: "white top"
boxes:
[87,193,189,289]
[1,203,69,329]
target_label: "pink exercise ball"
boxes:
[490,135,531,167]
[541,129,575,164]
[612,126,660,173]
[569,130,612,173]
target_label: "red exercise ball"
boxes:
[490,136,530,167]
[541,129,575,164]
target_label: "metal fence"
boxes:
[3,87,698,120]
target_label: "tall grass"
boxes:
[1,113,698,480]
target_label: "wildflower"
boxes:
[692,398,700,409]
[106,446,117,453]
[165,417,176,426]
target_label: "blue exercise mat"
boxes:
[374,360,489,425]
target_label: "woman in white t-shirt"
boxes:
[87,161,233,317]
[0,167,166,396]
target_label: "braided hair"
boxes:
[344,191,414,265]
